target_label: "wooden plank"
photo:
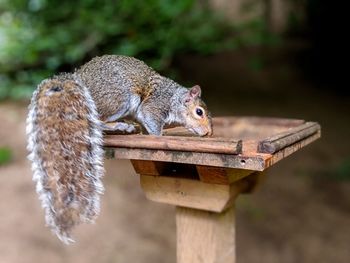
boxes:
[212,116,305,127]
[163,117,305,138]
[196,166,254,185]
[196,166,231,184]
[264,131,321,167]
[130,160,166,176]
[133,161,200,180]
[212,117,306,140]
[162,127,195,137]
[104,134,242,154]
[176,206,236,263]
[106,118,320,171]
[140,175,243,212]
[109,131,320,171]
[110,147,267,171]
[258,122,321,153]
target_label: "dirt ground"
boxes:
[1,52,349,263]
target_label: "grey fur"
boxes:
[76,55,211,136]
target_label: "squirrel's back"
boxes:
[26,73,104,244]
[76,55,158,120]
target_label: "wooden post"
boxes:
[141,174,238,263]
[133,160,262,263]
[176,206,235,263]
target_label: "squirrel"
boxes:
[26,55,212,244]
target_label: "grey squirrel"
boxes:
[26,55,212,244]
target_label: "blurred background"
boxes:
[0,0,349,262]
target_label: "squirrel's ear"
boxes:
[185,85,201,104]
[190,85,201,98]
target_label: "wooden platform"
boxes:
[104,117,321,171]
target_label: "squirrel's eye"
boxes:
[196,108,203,117]
[50,86,63,92]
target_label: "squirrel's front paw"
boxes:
[102,121,139,134]
[114,122,136,133]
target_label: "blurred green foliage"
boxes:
[0,0,275,100]
[0,147,12,165]
[301,157,350,182]
[333,157,350,181]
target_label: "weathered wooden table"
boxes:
[104,117,321,263]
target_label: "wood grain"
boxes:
[212,116,305,127]
[104,134,242,154]
[111,147,268,171]
[176,206,236,263]
[140,175,243,212]
[258,122,320,153]
[105,117,321,171]
[130,160,166,175]
[265,131,321,167]
[196,166,254,185]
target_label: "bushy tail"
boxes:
[26,73,104,244]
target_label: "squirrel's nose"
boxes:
[207,122,213,137]
[203,125,213,137]
[207,128,213,137]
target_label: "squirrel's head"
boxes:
[181,85,213,136]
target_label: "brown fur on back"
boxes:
[76,55,157,120]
